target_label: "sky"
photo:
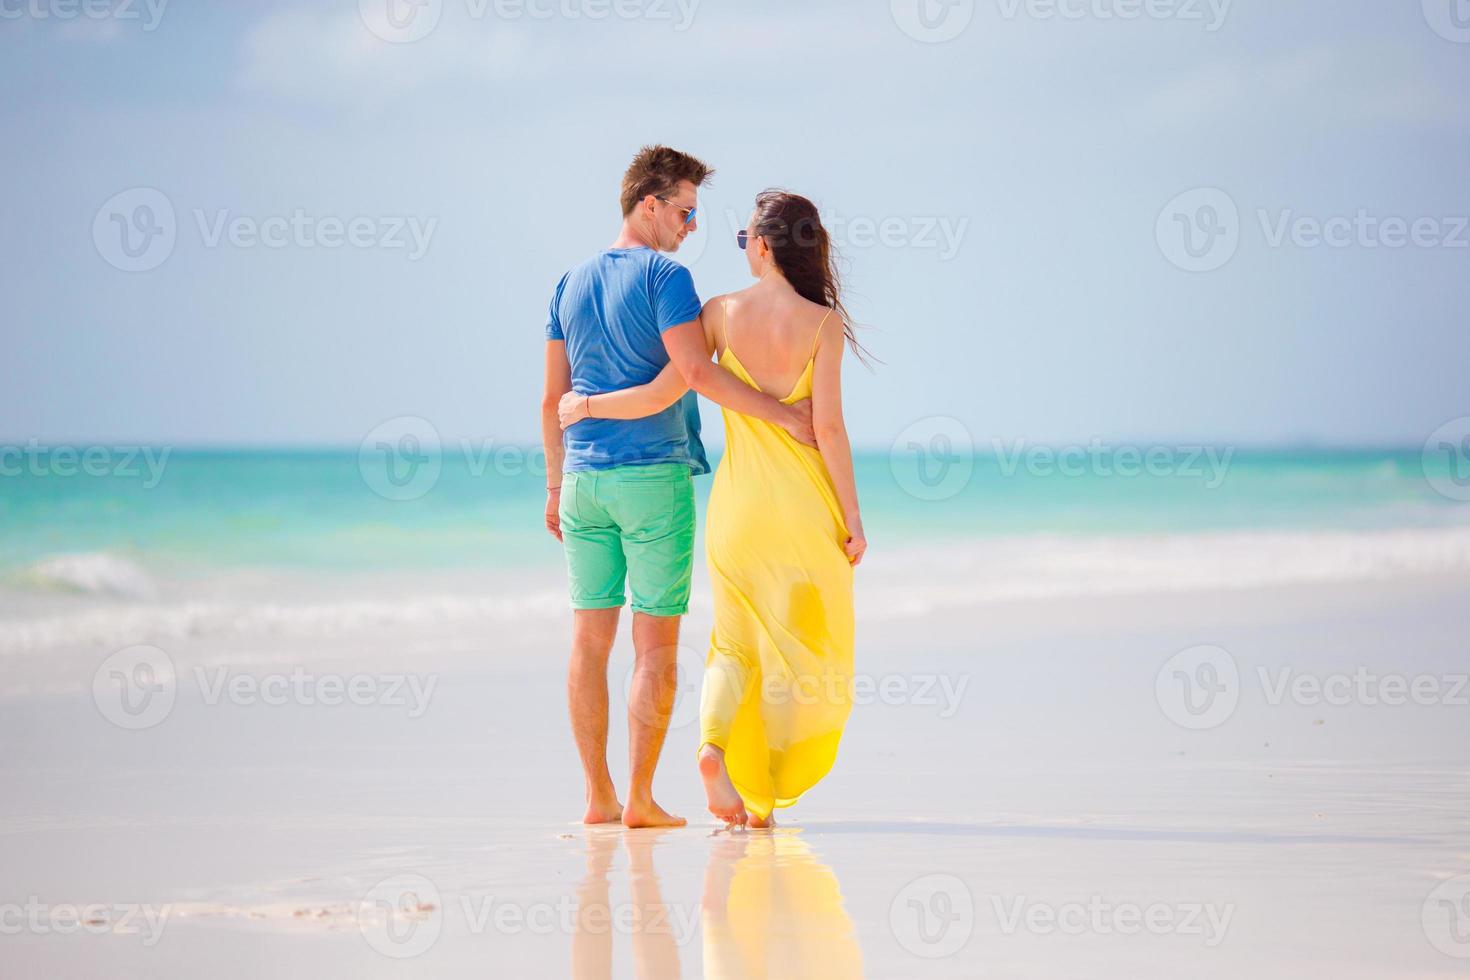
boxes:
[2,0,1467,451]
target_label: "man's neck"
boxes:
[611,220,657,251]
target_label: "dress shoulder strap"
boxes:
[721,297,734,359]
[808,307,834,361]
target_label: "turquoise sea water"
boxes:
[1,446,1465,576]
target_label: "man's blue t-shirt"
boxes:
[547,247,709,475]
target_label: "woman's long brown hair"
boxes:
[751,189,874,366]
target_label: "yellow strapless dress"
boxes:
[698,342,855,821]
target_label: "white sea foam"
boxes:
[857,526,1470,619]
[0,589,568,657]
[2,527,1468,655]
[7,552,157,600]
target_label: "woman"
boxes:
[559,189,866,828]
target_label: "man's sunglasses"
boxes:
[655,195,697,225]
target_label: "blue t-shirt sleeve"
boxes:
[652,260,702,333]
[545,274,566,341]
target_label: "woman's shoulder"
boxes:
[700,288,756,319]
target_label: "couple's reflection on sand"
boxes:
[572,827,863,979]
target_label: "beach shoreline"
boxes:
[3,570,1467,977]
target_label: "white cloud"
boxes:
[234,3,892,110]
[235,7,536,107]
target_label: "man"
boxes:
[541,145,814,828]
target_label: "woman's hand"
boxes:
[558,391,590,430]
[843,517,867,567]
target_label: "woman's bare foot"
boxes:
[622,796,686,829]
[697,744,748,827]
[747,811,775,829]
[582,798,624,825]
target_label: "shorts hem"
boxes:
[630,602,688,617]
[570,596,625,611]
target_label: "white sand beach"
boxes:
[3,555,1468,978]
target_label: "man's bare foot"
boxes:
[748,812,775,829]
[697,744,748,827]
[583,799,624,824]
[622,796,686,829]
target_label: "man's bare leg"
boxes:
[569,607,623,824]
[570,830,616,978]
[623,612,686,828]
[624,830,680,978]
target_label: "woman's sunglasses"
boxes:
[736,230,749,250]
[655,195,697,226]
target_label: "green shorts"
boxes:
[558,462,695,617]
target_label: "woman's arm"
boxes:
[661,300,816,446]
[811,320,866,566]
[558,360,687,428]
